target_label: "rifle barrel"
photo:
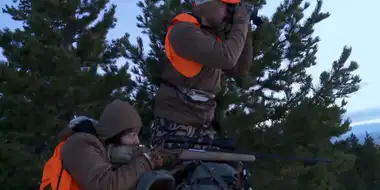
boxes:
[178,149,256,162]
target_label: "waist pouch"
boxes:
[181,88,215,102]
[160,81,216,111]
[176,87,216,111]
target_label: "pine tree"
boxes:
[352,134,380,189]
[128,0,361,189]
[0,0,135,188]
[334,134,380,190]
[333,134,360,190]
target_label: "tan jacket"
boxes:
[61,100,151,190]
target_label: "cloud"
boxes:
[346,107,380,123]
[351,118,380,127]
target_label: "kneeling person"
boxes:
[40,100,176,190]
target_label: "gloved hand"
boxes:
[108,144,136,164]
[233,2,254,25]
[134,146,180,170]
[148,149,180,169]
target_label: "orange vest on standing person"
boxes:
[40,141,80,190]
[165,13,223,78]
[165,13,203,78]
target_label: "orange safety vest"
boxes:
[165,13,203,78]
[40,141,80,190]
[165,13,223,78]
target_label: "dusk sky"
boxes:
[1,0,379,124]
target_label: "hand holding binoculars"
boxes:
[227,2,263,27]
[249,7,263,27]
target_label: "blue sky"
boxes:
[1,0,379,121]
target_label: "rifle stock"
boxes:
[177,149,256,162]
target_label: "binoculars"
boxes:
[227,3,263,27]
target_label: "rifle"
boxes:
[135,149,255,190]
[163,136,333,164]
[175,148,256,162]
[172,148,331,164]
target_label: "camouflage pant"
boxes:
[149,117,219,150]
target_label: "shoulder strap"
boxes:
[171,12,201,27]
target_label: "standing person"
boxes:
[150,0,254,149]
[40,100,176,190]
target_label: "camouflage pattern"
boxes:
[149,117,254,189]
[149,117,219,150]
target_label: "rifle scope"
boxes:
[164,136,236,151]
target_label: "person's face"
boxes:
[213,2,228,25]
[120,131,140,145]
[195,1,228,27]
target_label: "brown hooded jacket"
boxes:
[154,1,253,126]
[61,100,151,190]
